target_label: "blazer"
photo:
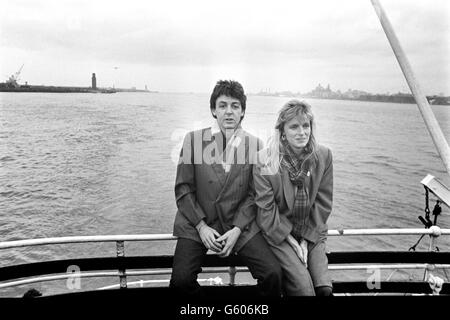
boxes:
[253,144,333,245]
[172,127,263,252]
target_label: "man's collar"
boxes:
[209,121,244,172]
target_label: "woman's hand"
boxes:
[286,234,308,266]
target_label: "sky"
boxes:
[1,0,449,95]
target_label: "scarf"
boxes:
[280,140,313,242]
[279,140,313,185]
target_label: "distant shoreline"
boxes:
[253,83,450,106]
[251,93,450,106]
[0,86,447,106]
[0,84,156,94]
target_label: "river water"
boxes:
[1,92,449,296]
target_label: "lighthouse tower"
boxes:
[92,73,97,90]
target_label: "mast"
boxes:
[371,0,450,177]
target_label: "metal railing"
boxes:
[0,227,446,250]
[0,227,449,291]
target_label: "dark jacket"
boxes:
[173,127,263,251]
[253,144,333,245]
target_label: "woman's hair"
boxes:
[265,99,317,174]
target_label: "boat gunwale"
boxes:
[1,228,450,294]
[0,227,449,250]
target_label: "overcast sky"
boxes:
[1,0,449,95]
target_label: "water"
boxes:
[1,92,450,296]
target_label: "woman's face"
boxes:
[283,115,311,153]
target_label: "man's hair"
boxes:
[209,80,247,119]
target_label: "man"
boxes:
[170,80,282,297]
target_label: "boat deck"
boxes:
[1,228,450,297]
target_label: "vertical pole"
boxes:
[423,236,435,281]
[229,266,236,285]
[371,0,450,177]
[116,241,127,289]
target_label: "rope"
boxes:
[432,200,442,225]
[409,187,435,251]
[409,234,425,251]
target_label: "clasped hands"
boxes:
[196,220,241,257]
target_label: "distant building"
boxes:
[305,83,337,98]
[92,73,97,89]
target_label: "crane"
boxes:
[6,64,24,88]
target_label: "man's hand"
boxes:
[286,234,308,266]
[196,220,223,252]
[215,227,242,257]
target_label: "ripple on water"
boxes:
[1,93,450,295]
[0,156,15,162]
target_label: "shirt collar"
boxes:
[210,121,244,172]
[210,120,244,156]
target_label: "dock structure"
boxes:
[0,71,154,93]
[0,72,117,93]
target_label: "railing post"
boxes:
[423,226,440,281]
[116,241,127,289]
[229,266,236,286]
[423,237,434,281]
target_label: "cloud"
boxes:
[1,0,448,94]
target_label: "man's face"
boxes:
[213,95,244,133]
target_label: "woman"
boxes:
[253,99,333,296]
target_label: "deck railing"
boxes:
[1,227,447,250]
[0,227,449,293]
